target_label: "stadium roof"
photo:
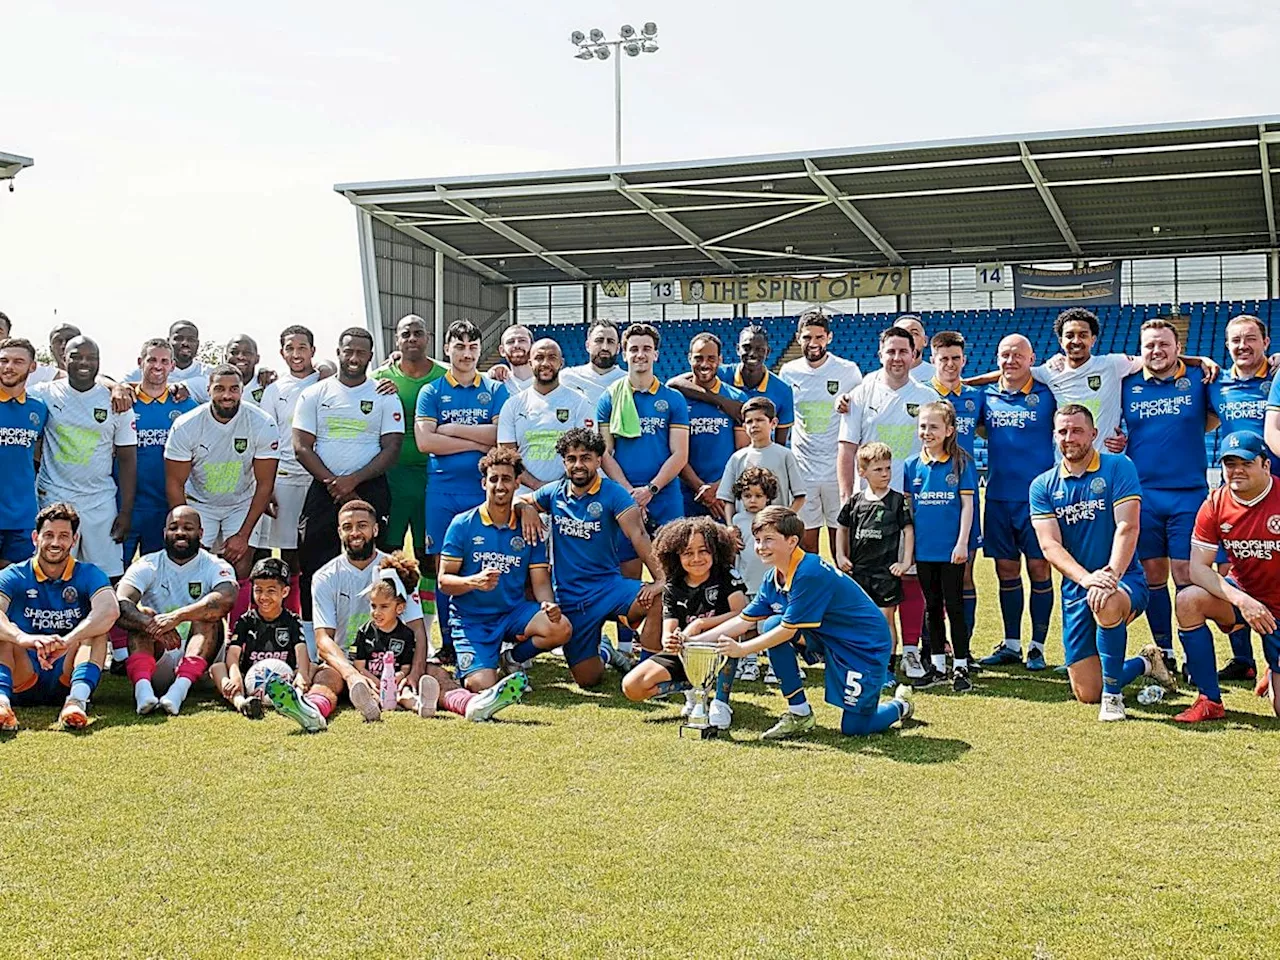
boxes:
[0,151,34,182]
[335,116,1280,286]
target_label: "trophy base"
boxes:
[679,723,720,740]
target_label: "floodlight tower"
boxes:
[569,22,659,165]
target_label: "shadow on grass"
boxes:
[726,719,973,763]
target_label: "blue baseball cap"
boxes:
[1218,430,1268,464]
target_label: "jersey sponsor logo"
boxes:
[552,513,602,540]
[93,408,108,423]
[827,380,840,395]
[689,415,727,436]
[136,428,170,448]
[470,549,523,575]
[587,502,603,518]
[1128,394,1194,419]
[1087,376,1102,391]
[1222,536,1280,559]
[472,535,485,544]
[360,400,373,415]
[0,426,39,447]
[555,408,569,423]
[1090,477,1107,494]
[62,586,77,604]
[25,605,82,632]
[234,438,248,453]
[188,581,202,600]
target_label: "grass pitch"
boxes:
[3,560,1280,959]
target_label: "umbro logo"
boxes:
[472,536,485,544]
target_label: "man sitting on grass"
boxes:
[683,506,915,741]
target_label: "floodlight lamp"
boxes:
[625,41,640,56]
[620,23,635,38]
[589,27,605,42]
[595,45,610,59]
[570,30,585,44]
[642,40,659,53]
[642,21,657,36]
[575,48,594,59]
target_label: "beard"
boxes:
[344,538,375,561]
[165,537,199,561]
[592,352,617,370]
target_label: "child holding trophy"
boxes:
[621,517,748,731]
[684,506,915,741]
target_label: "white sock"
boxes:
[302,621,317,662]
[684,690,697,706]
[788,702,813,716]
[903,644,920,658]
[164,677,193,706]
[69,680,92,702]
[932,654,947,672]
[1029,640,1044,653]
[135,679,156,707]
[112,646,129,663]
[1005,638,1022,653]
[954,657,968,671]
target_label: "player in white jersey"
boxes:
[559,321,626,407]
[896,315,937,382]
[250,325,320,581]
[187,334,275,405]
[498,339,594,494]
[779,308,863,553]
[163,364,279,587]
[496,324,536,393]
[115,506,237,715]
[31,336,138,579]
[119,320,209,385]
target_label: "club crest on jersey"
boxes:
[234,438,248,454]
[457,651,474,672]
[655,399,669,413]
[477,392,492,405]
[556,408,569,423]
[1026,394,1039,407]
[252,388,264,402]
[389,639,405,656]
[945,472,959,486]
[169,410,181,420]
[965,399,975,411]
[1090,477,1107,494]
[906,403,920,417]
[187,582,202,600]
[28,411,40,426]
[62,586,77,604]
[275,627,292,645]
[1268,516,1280,535]
[1176,377,1191,390]
[1087,376,1102,391]
[826,380,840,395]
[587,502,604,518]
[93,408,108,423]
[360,400,373,415]
[510,536,525,551]
[705,585,719,604]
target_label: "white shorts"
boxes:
[798,480,842,529]
[250,480,308,550]
[38,489,124,578]
[191,500,252,551]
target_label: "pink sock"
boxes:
[125,651,157,686]
[229,579,253,632]
[442,688,474,717]
[900,576,925,648]
[284,575,302,616]
[304,692,333,719]
[110,625,129,655]
[176,655,208,684]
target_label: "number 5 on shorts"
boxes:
[844,669,864,707]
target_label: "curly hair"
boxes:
[731,465,778,502]
[555,426,605,457]
[651,516,739,588]
[369,550,420,604]
[479,446,525,479]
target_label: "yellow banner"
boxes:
[680,270,910,304]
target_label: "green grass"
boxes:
[4,560,1280,959]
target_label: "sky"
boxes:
[2,0,1278,374]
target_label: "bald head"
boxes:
[225,334,260,383]
[996,333,1034,386]
[63,335,101,388]
[164,505,204,561]
[530,337,564,387]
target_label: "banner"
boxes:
[1012,262,1121,308]
[679,269,910,305]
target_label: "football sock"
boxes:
[125,651,157,687]
[1097,622,1146,695]
[229,579,253,633]
[109,625,129,662]
[766,642,809,712]
[962,587,978,635]
[68,663,100,703]
[442,688,474,717]
[233,694,248,710]
[931,654,947,673]
[998,578,1024,651]
[1228,625,1255,665]
[615,623,636,654]
[1029,579,1053,651]
[0,663,11,701]
[954,657,968,672]
[509,639,540,663]
[900,577,924,647]
[714,661,735,702]
[284,576,302,616]
[840,703,902,735]
[1145,582,1173,655]
[304,692,333,719]
[654,679,692,697]
[418,576,437,617]
[1179,625,1222,703]
[301,621,317,663]
[165,656,208,708]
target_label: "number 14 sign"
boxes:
[975,263,1007,292]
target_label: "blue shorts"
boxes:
[122,510,168,567]
[810,636,888,714]
[983,499,1043,562]
[1223,577,1280,672]
[617,488,683,563]
[425,489,484,554]
[11,651,69,707]
[451,600,543,678]
[1137,487,1206,563]
[561,576,644,666]
[968,503,983,553]
[1061,572,1149,667]
[0,529,34,564]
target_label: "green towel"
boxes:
[607,377,642,439]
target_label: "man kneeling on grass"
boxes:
[683,506,914,740]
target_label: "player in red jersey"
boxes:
[1177,431,1280,721]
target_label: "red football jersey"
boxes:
[1192,479,1280,614]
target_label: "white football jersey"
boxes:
[779,353,863,485]
[259,370,320,484]
[292,377,402,478]
[1031,352,1136,450]
[496,382,594,488]
[559,364,626,408]
[119,548,237,615]
[32,380,137,501]
[164,402,279,507]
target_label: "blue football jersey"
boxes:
[129,388,197,517]
[903,451,978,563]
[982,378,1057,502]
[415,372,509,493]
[441,504,549,621]
[719,364,795,433]
[686,379,745,485]
[0,557,112,634]
[928,379,986,459]
[532,475,637,606]
[596,380,690,487]
[0,390,48,531]
[1120,363,1209,491]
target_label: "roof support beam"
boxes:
[805,159,904,265]
[1259,124,1277,246]
[702,201,830,247]
[436,186,589,280]
[1020,141,1081,256]
[613,174,739,271]
[346,194,511,283]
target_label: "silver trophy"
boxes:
[679,641,727,739]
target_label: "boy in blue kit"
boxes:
[978,334,1057,670]
[0,503,120,731]
[597,323,690,567]
[685,506,914,741]
[439,448,571,693]
[415,319,509,658]
[1118,319,1215,673]
[1029,405,1176,721]
[0,338,48,567]
[517,428,666,688]
[675,333,746,519]
[123,338,196,562]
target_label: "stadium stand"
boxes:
[527,299,1280,473]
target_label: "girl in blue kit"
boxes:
[903,401,977,693]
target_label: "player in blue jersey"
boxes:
[685,506,914,740]
[1029,405,1176,720]
[0,503,120,731]
[927,331,986,636]
[977,334,1058,670]
[671,324,795,445]
[1118,319,1215,675]
[123,338,197,564]
[517,428,665,688]
[0,338,49,568]
[597,322,690,568]
[440,448,570,693]
[415,319,509,659]
[673,332,746,519]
